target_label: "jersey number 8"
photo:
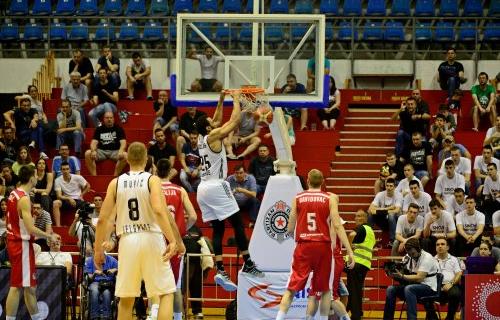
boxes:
[128,198,140,221]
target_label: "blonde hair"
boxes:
[308,169,324,188]
[127,142,147,166]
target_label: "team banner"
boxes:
[237,271,318,320]
[464,274,500,320]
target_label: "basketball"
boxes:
[253,105,273,125]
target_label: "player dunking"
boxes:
[276,169,355,320]
[196,90,263,291]
[156,158,197,320]
[94,142,185,320]
[5,166,60,320]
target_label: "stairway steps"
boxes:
[338,145,393,154]
[327,186,373,194]
[348,109,396,117]
[344,118,398,125]
[339,194,373,203]
[330,169,379,178]
[340,131,396,139]
[339,138,396,147]
[330,162,382,171]
[334,153,387,162]
[343,124,399,132]
[326,177,375,186]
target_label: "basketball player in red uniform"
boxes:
[5,166,60,320]
[276,169,354,320]
[156,158,197,320]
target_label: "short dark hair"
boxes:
[465,196,476,202]
[408,203,420,211]
[258,144,269,150]
[405,97,417,104]
[61,161,70,168]
[450,146,461,153]
[18,165,35,184]
[409,179,420,187]
[196,115,211,136]
[189,129,199,136]
[286,73,297,80]
[454,188,465,194]
[154,128,164,135]
[429,199,442,208]
[132,52,141,59]
[404,238,421,252]
[444,159,454,167]
[478,71,489,79]
[156,158,171,179]
[435,113,446,121]
[446,47,456,53]
[487,162,497,170]
[234,164,245,172]
[385,178,396,185]
[484,145,493,152]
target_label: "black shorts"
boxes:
[199,78,217,92]
[317,108,340,121]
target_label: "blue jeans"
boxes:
[237,197,260,222]
[89,281,112,319]
[57,130,84,153]
[179,169,200,193]
[88,102,117,127]
[395,129,410,157]
[383,284,437,320]
[256,184,267,196]
[19,124,45,152]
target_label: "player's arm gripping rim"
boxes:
[287,197,297,237]
[329,193,355,269]
[207,91,241,146]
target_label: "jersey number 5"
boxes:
[307,212,317,231]
[128,198,140,221]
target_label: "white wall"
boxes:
[0,58,498,93]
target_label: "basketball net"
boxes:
[224,86,269,113]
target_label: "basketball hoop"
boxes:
[223,86,269,112]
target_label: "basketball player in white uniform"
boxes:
[196,91,264,291]
[94,142,185,320]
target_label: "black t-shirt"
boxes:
[438,61,464,85]
[248,156,276,186]
[0,138,21,163]
[69,57,94,77]
[97,55,120,73]
[94,81,117,104]
[352,224,367,244]
[14,108,37,131]
[386,160,405,181]
[399,110,427,136]
[179,110,207,134]
[403,141,432,171]
[93,125,126,151]
[153,100,178,122]
[148,143,177,164]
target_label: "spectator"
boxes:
[374,152,405,194]
[481,163,500,225]
[36,238,73,278]
[248,144,276,195]
[437,47,466,100]
[450,188,467,216]
[69,49,94,92]
[52,144,81,177]
[14,86,49,130]
[4,97,48,159]
[33,158,54,212]
[306,57,330,93]
[187,46,223,92]
[53,161,91,227]
[483,115,500,158]
[368,178,402,247]
[437,104,457,134]
[179,130,201,193]
[402,180,432,218]
[429,114,449,151]
[472,72,496,132]
[438,146,472,189]
[152,90,178,143]
[473,145,499,192]
[411,89,432,134]
[395,163,423,196]
[0,199,6,235]
[11,145,35,175]
[438,135,471,167]
[392,203,424,256]
[446,89,463,126]
[435,159,466,210]
[148,128,176,169]
[176,107,207,155]
[422,200,457,255]
[94,45,121,89]
[401,131,433,187]
[57,99,84,157]
[494,210,500,246]
[281,74,308,131]
[226,164,260,226]
[84,112,127,177]
[317,76,340,130]
[32,201,53,251]
[88,68,118,128]
[434,238,463,320]
[68,195,106,247]
[392,97,428,157]
[61,72,89,127]
[456,197,485,256]
[224,109,261,160]
[126,52,152,100]
[0,126,21,164]
[0,164,19,196]
[476,241,500,275]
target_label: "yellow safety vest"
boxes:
[353,224,375,269]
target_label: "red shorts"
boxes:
[7,240,37,288]
[170,255,184,289]
[332,255,344,299]
[287,242,333,293]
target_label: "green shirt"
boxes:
[307,58,331,75]
[471,84,495,107]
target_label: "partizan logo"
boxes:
[263,200,291,243]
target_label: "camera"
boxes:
[384,260,414,285]
[78,201,95,223]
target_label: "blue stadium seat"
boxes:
[150,0,169,15]
[366,0,386,16]
[169,22,177,41]
[94,22,116,41]
[8,0,29,15]
[55,0,75,15]
[483,22,500,41]
[295,0,313,13]
[458,21,476,41]
[264,24,284,43]
[439,0,458,16]
[434,21,454,41]
[32,0,52,15]
[143,21,164,41]
[1,23,20,41]
[238,23,252,43]
[126,0,146,15]
[49,23,67,41]
[337,21,357,41]
[245,0,262,13]
[69,22,89,41]
[104,0,122,15]
[189,22,212,43]
[222,0,241,12]
[463,0,482,16]
[325,22,334,41]
[391,0,410,16]
[415,0,435,16]
[343,0,361,16]
[119,22,139,41]
[23,23,44,41]
[215,23,237,43]
[173,0,193,14]
[291,24,309,42]
[415,22,432,41]
[320,0,338,15]
[362,21,383,41]
[385,21,405,41]
[198,0,218,12]
[489,0,500,16]
[269,0,288,13]
[78,0,98,15]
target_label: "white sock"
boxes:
[276,310,286,320]
[173,312,183,320]
[6,316,16,320]
[150,304,159,318]
[31,313,43,320]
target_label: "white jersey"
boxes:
[115,171,161,236]
[198,135,227,181]
[402,191,432,217]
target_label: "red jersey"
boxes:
[161,181,187,236]
[6,188,33,242]
[294,191,331,243]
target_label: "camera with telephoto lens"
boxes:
[78,201,95,223]
[384,258,414,285]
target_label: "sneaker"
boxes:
[28,141,36,149]
[242,260,265,278]
[39,152,49,160]
[126,95,134,100]
[194,313,204,320]
[214,269,238,292]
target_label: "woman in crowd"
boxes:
[317,76,341,130]
[478,241,500,275]
[11,145,35,175]
[32,157,54,212]
[0,198,7,235]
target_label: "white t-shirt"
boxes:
[195,54,224,79]
[483,174,500,202]
[435,253,463,284]
[456,210,485,235]
[54,174,88,199]
[127,58,150,73]
[450,198,467,215]
[372,191,403,210]
[404,251,439,291]
[402,191,432,217]
[424,210,456,237]
[434,173,465,207]
[439,157,471,176]
[395,214,424,238]
[473,155,500,176]
[396,176,423,195]
[493,210,500,243]
[485,126,498,139]
[36,251,72,267]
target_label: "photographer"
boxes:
[383,238,440,320]
[68,195,101,246]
